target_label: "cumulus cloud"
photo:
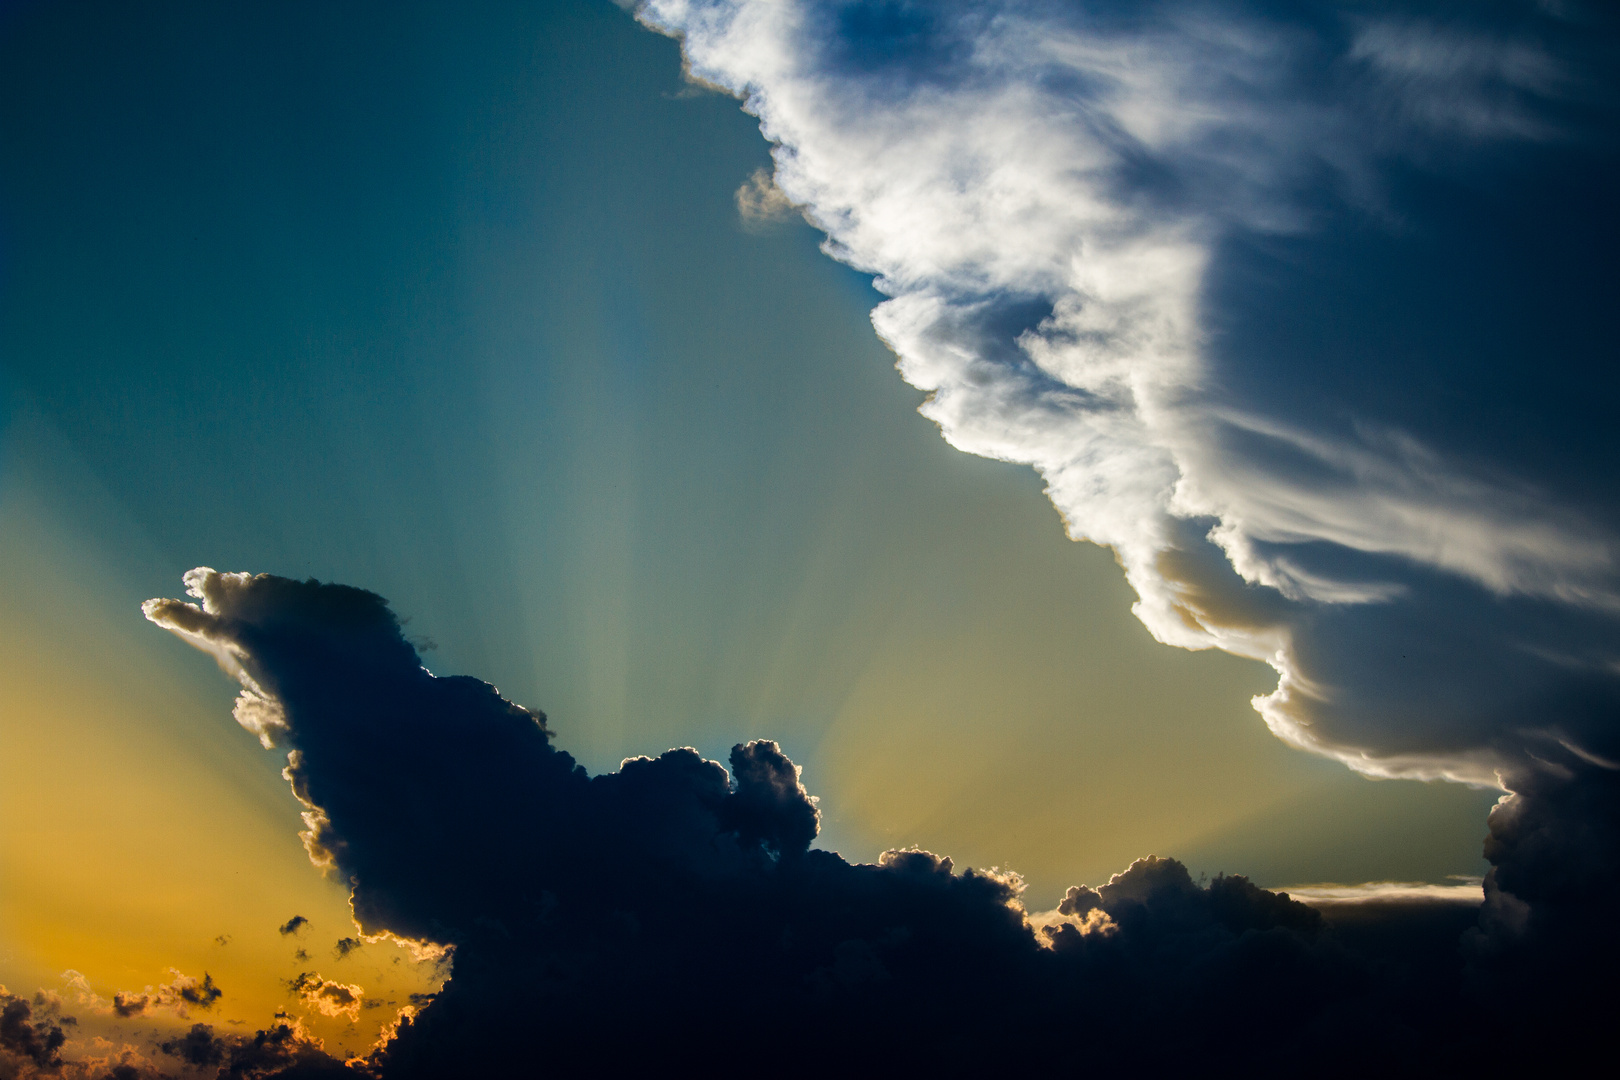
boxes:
[286,975,363,1022]
[0,988,68,1074]
[628,3,1620,996]
[158,1015,343,1079]
[136,569,1607,1072]
[103,971,222,1020]
[7,975,341,1080]
[632,0,1620,795]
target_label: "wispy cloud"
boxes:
[1283,878,1484,905]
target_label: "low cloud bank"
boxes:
[129,570,1607,1073]
[157,1015,342,1080]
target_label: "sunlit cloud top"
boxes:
[638,0,1620,787]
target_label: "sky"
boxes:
[1,0,1615,1075]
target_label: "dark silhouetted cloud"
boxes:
[108,971,221,1020]
[0,989,68,1073]
[109,992,146,1020]
[159,1016,346,1079]
[277,916,308,938]
[137,569,1611,1073]
[623,3,1620,1054]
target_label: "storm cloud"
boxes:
[630,0,1620,1006]
[139,569,1605,1073]
[633,0,1620,774]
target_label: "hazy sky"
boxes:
[1,0,1559,1058]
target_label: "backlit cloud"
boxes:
[627,8,1620,1004]
[287,974,363,1022]
[103,971,222,1020]
[133,569,1608,1072]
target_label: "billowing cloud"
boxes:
[0,988,68,1075]
[630,0,1620,988]
[138,569,1605,1071]
[287,975,363,1022]
[105,971,221,1020]
[159,1015,342,1080]
[631,0,1620,783]
[12,975,343,1080]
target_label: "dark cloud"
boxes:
[332,938,360,960]
[0,990,67,1071]
[159,1017,347,1079]
[142,570,1614,1074]
[110,992,147,1019]
[277,916,308,937]
[623,0,1620,1062]
[160,1023,225,1068]
[1464,758,1620,1042]
[110,971,220,1019]
[183,974,222,1010]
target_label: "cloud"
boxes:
[277,916,308,938]
[735,166,801,228]
[0,988,68,1073]
[4,976,342,1080]
[109,994,145,1020]
[628,1,1620,1010]
[158,1015,344,1079]
[631,0,1620,793]
[140,570,1609,1071]
[287,975,363,1022]
[1283,879,1484,905]
[106,971,222,1020]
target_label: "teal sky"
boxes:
[1,0,1497,1000]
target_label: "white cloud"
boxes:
[637,0,1620,788]
[1282,878,1485,905]
[142,568,292,748]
